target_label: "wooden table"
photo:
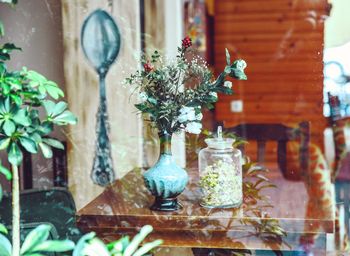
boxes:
[77,168,335,254]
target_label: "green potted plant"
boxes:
[0,1,77,254]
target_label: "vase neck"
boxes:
[159,132,172,155]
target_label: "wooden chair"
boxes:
[220,122,310,180]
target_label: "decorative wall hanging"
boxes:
[81,9,121,186]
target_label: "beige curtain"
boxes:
[61,0,142,210]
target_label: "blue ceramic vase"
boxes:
[143,132,188,211]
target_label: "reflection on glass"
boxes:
[1,0,350,255]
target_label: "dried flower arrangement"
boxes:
[199,160,242,207]
[124,36,247,135]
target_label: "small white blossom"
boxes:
[177,106,196,123]
[236,59,247,71]
[224,81,232,89]
[185,122,202,134]
[139,92,148,102]
[196,113,203,121]
[209,92,218,98]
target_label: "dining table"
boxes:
[76,167,336,255]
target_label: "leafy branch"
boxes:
[125,37,247,135]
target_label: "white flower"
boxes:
[177,106,196,123]
[209,92,218,98]
[224,81,232,89]
[236,59,247,71]
[185,122,202,134]
[139,92,148,102]
[196,113,203,121]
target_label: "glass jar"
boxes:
[198,127,242,208]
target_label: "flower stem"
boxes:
[12,164,20,256]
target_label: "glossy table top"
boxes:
[77,168,335,252]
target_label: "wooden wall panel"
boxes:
[214,0,329,154]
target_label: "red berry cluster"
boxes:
[143,62,153,72]
[182,36,192,49]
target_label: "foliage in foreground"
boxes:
[0,223,162,256]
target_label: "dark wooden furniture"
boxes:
[21,141,68,189]
[221,122,310,180]
[0,188,82,243]
[77,168,335,254]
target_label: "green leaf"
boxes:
[0,53,9,61]
[0,161,11,180]
[52,101,67,116]
[230,69,247,80]
[0,21,4,37]
[0,138,11,150]
[42,138,64,150]
[3,119,15,136]
[225,48,231,66]
[7,142,22,166]
[107,236,129,252]
[38,142,52,158]
[206,103,214,110]
[3,97,10,113]
[42,100,55,116]
[81,237,109,256]
[38,122,53,135]
[30,240,75,253]
[30,133,42,144]
[124,225,154,256]
[133,239,163,256]
[73,232,96,256]
[45,81,64,100]
[0,224,7,235]
[38,85,46,95]
[216,86,232,95]
[2,43,21,52]
[0,233,11,256]
[1,84,10,95]
[224,66,231,75]
[134,103,154,115]
[147,97,157,105]
[19,136,38,154]
[20,224,51,254]
[13,108,31,126]
[10,94,22,105]
[53,111,77,125]
[230,59,247,80]
[25,70,46,84]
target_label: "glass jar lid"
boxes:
[205,126,234,149]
